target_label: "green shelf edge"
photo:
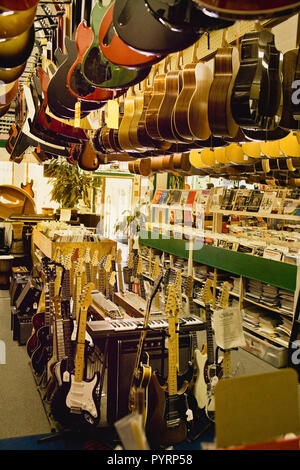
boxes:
[139,231,297,292]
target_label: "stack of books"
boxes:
[279,289,295,315]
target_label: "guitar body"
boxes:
[118,96,137,152]
[47,38,103,121]
[31,325,52,376]
[113,0,201,54]
[145,73,166,141]
[208,47,239,138]
[81,0,151,89]
[50,358,100,428]
[0,0,39,9]
[231,31,277,130]
[67,20,117,102]
[194,0,300,19]
[36,68,88,142]
[99,3,164,68]
[146,372,188,449]
[0,24,34,68]
[137,88,167,150]
[26,330,39,358]
[77,141,100,171]
[128,94,148,152]
[157,70,187,143]
[0,4,37,39]
[194,346,223,413]
[21,180,34,198]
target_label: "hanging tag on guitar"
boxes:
[74,101,81,128]
[106,100,119,129]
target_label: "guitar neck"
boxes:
[167,315,179,396]
[74,305,88,383]
[205,305,215,365]
[86,263,91,283]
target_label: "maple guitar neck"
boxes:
[74,304,88,383]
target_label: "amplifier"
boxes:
[14,314,33,346]
[106,332,192,424]
[15,277,42,313]
[10,273,30,306]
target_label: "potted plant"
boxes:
[45,158,97,211]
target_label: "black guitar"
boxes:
[31,259,56,377]
[47,37,104,121]
[231,30,281,131]
[146,283,194,449]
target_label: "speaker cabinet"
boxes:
[106,332,192,424]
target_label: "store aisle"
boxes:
[0,290,51,439]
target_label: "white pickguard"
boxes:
[66,374,98,419]
[193,348,208,410]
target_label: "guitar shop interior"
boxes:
[0,0,300,453]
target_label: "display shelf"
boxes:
[211,209,300,221]
[139,231,297,292]
[243,324,289,348]
[32,228,116,260]
[244,297,294,319]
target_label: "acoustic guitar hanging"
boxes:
[208,30,239,139]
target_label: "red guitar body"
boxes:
[67,20,116,102]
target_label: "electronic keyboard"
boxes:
[86,314,205,338]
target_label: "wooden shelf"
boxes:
[244,297,294,318]
[32,228,116,259]
[243,324,289,348]
[211,209,300,221]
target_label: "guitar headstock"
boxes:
[150,272,163,302]
[128,251,134,269]
[219,281,231,309]
[80,282,95,310]
[64,253,72,272]
[104,254,112,272]
[41,257,51,281]
[74,257,84,276]
[165,284,177,318]
[136,256,143,276]
[111,245,116,260]
[109,271,116,287]
[116,248,122,265]
[185,275,194,299]
[83,248,91,264]
[71,248,79,264]
[53,247,61,264]
[152,258,160,281]
[202,279,213,306]
[53,295,63,319]
[91,250,99,267]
